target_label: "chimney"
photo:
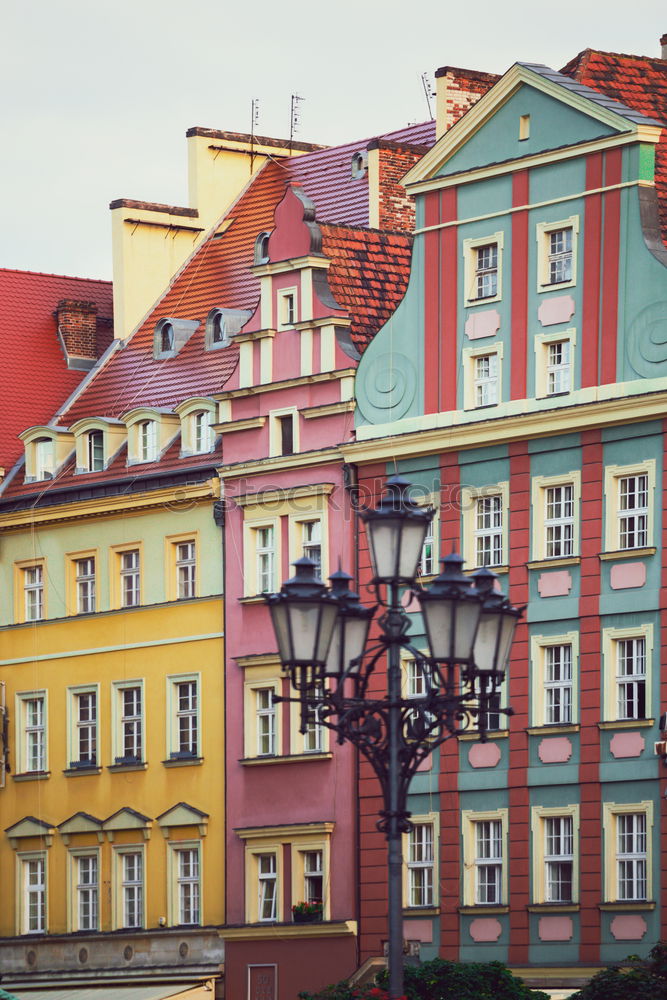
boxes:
[434,66,501,140]
[367,139,429,230]
[661,33,667,59]
[57,299,98,359]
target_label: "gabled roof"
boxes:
[561,47,667,246]
[0,269,112,470]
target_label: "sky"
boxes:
[2,0,665,281]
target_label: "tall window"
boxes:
[87,431,104,471]
[139,420,157,462]
[420,517,435,576]
[22,857,46,933]
[278,415,294,456]
[617,813,647,901]
[545,816,573,903]
[23,566,44,622]
[545,485,574,558]
[303,850,323,904]
[175,680,198,758]
[545,644,573,724]
[474,496,503,567]
[176,848,200,924]
[176,541,196,599]
[475,244,498,299]
[24,696,46,772]
[121,852,143,928]
[280,292,296,327]
[407,823,434,907]
[547,228,573,284]
[34,438,54,479]
[258,854,277,921]
[256,688,276,757]
[73,690,97,766]
[193,411,213,453]
[256,527,275,594]
[120,550,140,608]
[474,820,502,904]
[618,474,648,550]
[301,520,322,577]
[546,341,572,395]
[76,855,98,931]
[302,687,324,753]
[76,557,95,613]
[118,686,142,763]
[616,637,646,720]
[474,354,498,407]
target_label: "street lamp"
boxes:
[265,475,522,999]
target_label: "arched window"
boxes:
[193,411,213,453]
[254,232,270,265]
[87,431,104,471]
[139,420,157,462]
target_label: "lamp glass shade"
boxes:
[326,614,372,677]
[421,595,481,663]
[473,606,518,678]
[269,598,338,667]
[269,601,292,666]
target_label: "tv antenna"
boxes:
[250,98,260,170]
[421,72,434,120]
[290,93,304,154]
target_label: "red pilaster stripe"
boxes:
[660,420,667,942]
[424,192,441,415]
[439,453,461,957]
[510,171,529,401]
[441,188,458,412]
[507,443,530,963]
[578,430,603,963]
[600,150,622,385]
[581,154,603,388]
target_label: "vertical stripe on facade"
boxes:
[600,149,622,385]
[424,192,441,415]
[510,171,529,401]
[581,154,603,388]
[441,188,459,413]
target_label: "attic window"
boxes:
[35,438,55,480]
[351,151,368,179]
[519,115,530,141]
[254,232,270,265]
[207,309,229,348]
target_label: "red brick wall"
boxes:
[435,67,500,131]
[377,145,423,232]
[57,299,99,359]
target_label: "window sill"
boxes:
[63,765,101,777]
[12,771,51,782]
[598,718,654,730]
[240,753,333,766]
[403,906,439,917]
[527,903,579,913]
[470,564,508,575]
[239,595,270,605]
[162,756,204,767]
[526,724,580,736]
[599,547,656,561]
[465,295,501,307]
[458,905,509,915]
[458,729,509,742]
[527,557,580,570]
[599,901,655,911]
[107,761,147,773]
[538,280,576,293]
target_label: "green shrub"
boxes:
[567,943,667,1000]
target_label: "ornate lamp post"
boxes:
[266,476,522,999]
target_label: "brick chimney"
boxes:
[434,66,501,139]
[57,299,99,359]
[367,139,430,231]
[661,33,667,59]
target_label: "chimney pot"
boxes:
[661,32,667,59]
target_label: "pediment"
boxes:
[5,815,55,847]
[156,801,209,837]
[103,807,152,841]
[403,62,661,189]
[58,812,104,844]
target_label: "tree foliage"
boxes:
[567,942,667,1000]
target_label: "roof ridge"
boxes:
[319,220,413,239]
[0,266,111,285]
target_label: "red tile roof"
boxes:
[561,48,667,245]
[0,269,112,470]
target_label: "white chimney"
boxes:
[661,33,667,59]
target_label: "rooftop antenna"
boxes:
[250,98,260,171]
[421,72,434,120]
[290,93,304,154]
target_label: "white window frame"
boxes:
[462,482,509,571]
[16,691,48,774]
[277,287,298,329]
[138,419,158,463]
[603,461,656,554]
[87,430,105,472]
[536,216,579,292]
[75,556,96,614]
[418,500,438,578]
[404,814,438,908]
[23,565,44,622]
[193,410,214,454]
[69,849,99,932]
[257,852,278,921]
[531,472,580,562]
[256,687,277,757]
[290,683,327,755]
[68,684,99,769]
[531,805,580,904]
[462,808,508,906]
[269,407,299,457]
[530,632,579,728]
[120,548,141,608]
[175,540,197,599]
[18,852,47,934]
[167,673,201,761]
[603,801,653,903]
[462,343,504,411]
[534,328,576,399]
[168,841,202,926]
[243,519,279,597]
[113,846,144,930]
[602,624,653,723]
[112,680,144,765]
[244,678,281,759]
[463,232,504,305]
[34,437,55,480]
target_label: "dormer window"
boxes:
[254,232,270,265]
[139,421,157,462]
[193,411,213,454]
[160,321,175,353]
[153,317,199,359]
[351,151,368,179]
[35,438,55,480]
[87,431,104,472]
[209,311,228,346]
[204,308,251,351]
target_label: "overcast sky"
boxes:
[2,0,665,281]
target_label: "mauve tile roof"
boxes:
[561,48,667,245]
[0,268,112,470]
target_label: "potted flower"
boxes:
[292,900,323,923]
